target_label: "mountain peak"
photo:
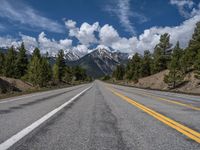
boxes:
[93,48,113,60]
[66,48,129,78]
[65,49,80,61]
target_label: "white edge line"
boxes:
[0,85,92,150]
[0,90,60,104]
[0,85,86,104]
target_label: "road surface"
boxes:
[0,81,199,149]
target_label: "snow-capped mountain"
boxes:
[1,46,129,78]
[65,49,80,61]
[67,48,129,78]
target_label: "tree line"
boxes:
[112,21,200,89]
[0,44,90,87]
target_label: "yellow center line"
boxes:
[107,83,200,111]
[108,87,200,143]
[138,91,200,111]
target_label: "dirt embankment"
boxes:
[0,76,34,94]
[135,70,169,90]
[113,70,200,94]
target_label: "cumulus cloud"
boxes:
[0,36,20,48]
[99,24,120,46]
[99,24,136,53]
[0,32,72,56]
[0,0,64,33]
[65,20,99,46]
[97,13,200,54]
[72,44,89,56]
[20,33,38,53]
[38,32,72,55]
[0,13,200,57]
[136,14,200,52]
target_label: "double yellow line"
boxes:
[136,91,200,111]
[108,88,200,143]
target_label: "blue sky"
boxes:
[0,0,200,56]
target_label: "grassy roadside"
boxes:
[105,80,200,96]
[0,81,91,100]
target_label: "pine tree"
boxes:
[180,50,190,74]
[113,65,125,80]
[27,48,52,87]
[3,46,17,78]
[27,52,41,86]
[159,33,172,55]
[54,50,66,82]
[32,48,41,59]
[179,21,200,74]
[153,33,172,73]
[140,50,152,77]
[37,57,52,87]
[125,59,133,80]
[63,66,73,83]
[72,66,87,81]
[164,42,184,88]
[15,42,28,78]
[187,21,200,68]
[53,64,59,82]
[125,53,142,82]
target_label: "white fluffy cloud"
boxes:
[136,14,200,52]
[99,24,120,46]
[20,34,38,53]
[65,20,99,46]
[38,32,72,55]
[98,13,200,54]
[99,24,137,53]
[0,32,72,56]
[0,36,20,48]
[0,12,200,57]
[72,44,89,56]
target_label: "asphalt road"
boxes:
[0,81,199,149]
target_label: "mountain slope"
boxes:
[67,48,128,78]
[65,49,81,61]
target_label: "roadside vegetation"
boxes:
[0,44,91,94]
[110,22,200,90]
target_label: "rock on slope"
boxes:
[0,76,34,93]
